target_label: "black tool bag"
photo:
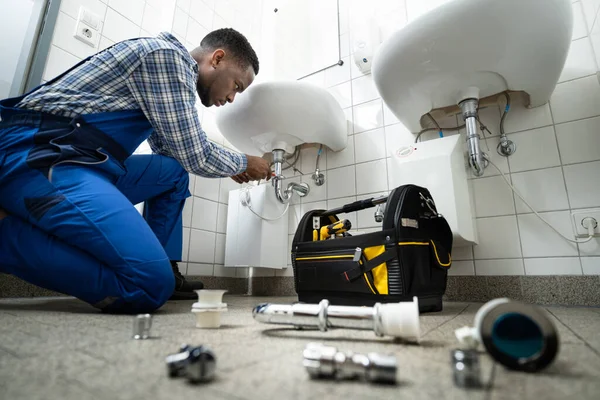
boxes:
[291,184,453,313]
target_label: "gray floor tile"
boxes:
[489,344,600,400]
[1,296,598,399]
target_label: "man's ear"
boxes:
[211,49,226,68]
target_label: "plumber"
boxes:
[0,28,271,313]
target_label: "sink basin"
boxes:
[215,81,347,156]
[372,0,573,133]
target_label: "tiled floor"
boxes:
[0,296,599,400]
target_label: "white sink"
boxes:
[372,0,573,133]
[215,81,347,157]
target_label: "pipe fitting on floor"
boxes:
[252,297,420,342]
[303,342,397,384]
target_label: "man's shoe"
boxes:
[170,261,204,300]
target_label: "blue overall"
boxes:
[0,55,191,313]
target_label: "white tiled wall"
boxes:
[260,0,600,277]
[41,0,263,277]
[39,0,600,279]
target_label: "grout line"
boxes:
[421,303,470,339]
[546,308,600,357]
[547,97,584,263]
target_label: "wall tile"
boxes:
[301,70,326,87]
[327,166,356,199]
[288,204,302,235]
[472,175,515,217]
[558,37,597,83]
[216,203,228,234]
[182,197,193,227]
[475,259,525,276]
[188,229,216,263]
[507,127,561,172]
[353,99,383,133]
[555,116,600,165]
[511,167,570,213]
[60,0,107,20]
[564,160,600,208]
[550,75,600,123]
[215,0,235,24]
[141,3,164,36]
[43,46,80,81]
[340,33,350,57]
[190,0,213,30]
[580,0,600,31]
[473,216,522,259]
[524,257,583,275]
[327,81,352,109]
[448,261,475,276]
[384,123,414,156]
[102,7,140,43]
[327,135,355,168]
[219,177,239,204]
[187,263,214,276]
[172,6,189,36]
[471,146,510,178]
[52,12,100,59]
[301,174,327,203]
[215,233,226,265]
[518,211,579,257]
[182,227,190,261]
[194,175,220,201]
[356,159,388,195]
[572,1,588,40]
[108,0,144,25]
[191,197,218,231]
[213,265,236,277]
[327,196,357,229]
[452,245,473,260]
[186,17,209,45]
[581,257,600,274]
[301,201,328,215]
[356,192,387,229]
[591,5,600,67]
[579,236,600,256]
[354,128,386,163]
[177,0,191,13]
[351,74,379,105]
[98,36,115,51]
[383,103,400,126]
[325,57,351,87]
[502,96,553,134]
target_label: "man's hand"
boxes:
[231,155,272,184]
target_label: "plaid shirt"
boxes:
[16,32,247,178]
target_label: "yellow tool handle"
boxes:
[320,219,352,240]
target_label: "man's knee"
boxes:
[103,258,175,314]
[138,258,175,310]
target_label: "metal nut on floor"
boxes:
[165,344,216,383]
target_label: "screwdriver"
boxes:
[319,219,352,240]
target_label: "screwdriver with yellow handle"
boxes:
[319,219,352,241]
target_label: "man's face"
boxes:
[196,50,255,108]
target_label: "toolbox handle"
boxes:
[321,195,388,216]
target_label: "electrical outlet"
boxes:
[74,21,99,48]
[571,209,600,238]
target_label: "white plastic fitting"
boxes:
[377,297,420,342]
[191,290,228,329]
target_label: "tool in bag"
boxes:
[291,184,453,313]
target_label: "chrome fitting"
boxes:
[303,343,397,384]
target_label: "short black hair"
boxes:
[201,28,259,75]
